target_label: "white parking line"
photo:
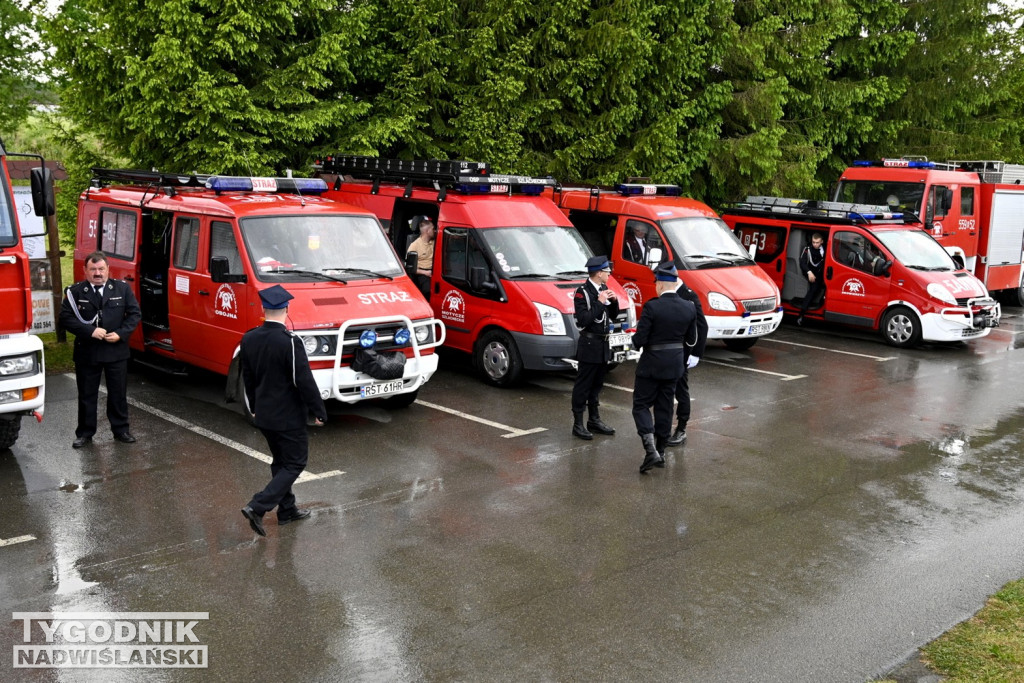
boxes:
[702,360,807,380]
[761,338,896,361]
[0,535,36,547]
[74,375,343,485]
[415,400,547,439]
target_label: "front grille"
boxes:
[341,323,411,358]
[742,297,776,314]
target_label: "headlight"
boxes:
[0,353,37,376]
[707,292,737,312]
[627,298,637,328]
[534,302,566,336]
[0,389,23,404]
[301,336,318,356]
[927,283,957,305]
[415,325,431,343]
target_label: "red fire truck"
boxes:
[0,139,48,449]
[316,156,640,386]
[833,159,1024,305]
[73,169,443,408]
[552,183,782,351]
[722,197,1000,347]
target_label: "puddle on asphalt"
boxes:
[58,480,84,493]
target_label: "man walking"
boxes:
[59,251,142,448]
[631,263,699,473]
[667,275,708,446]
[240,285,327,537]
[571,255,619,440]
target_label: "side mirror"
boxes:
[647,247,663,267]
[469,266,496,292]
[210,256,246,283]
[881,259,893,277]
[30,167,55,217]
[405,251,418,277]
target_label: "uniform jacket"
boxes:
[624,236,647,263]
[240,321,327,431]
[676,281,709,360]
[799,244,826,280]
[59,279,141,364]
[574,279,621,364]
[632,291,698,380]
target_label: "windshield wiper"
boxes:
[905,264,948,272]
[556,270,590,278]
[507,272,557,279]
[323,267,393,281]
[716,252,754,263]
[270,269,348,283]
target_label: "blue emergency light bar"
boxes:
[205,176,328,194]
[615,183,682,196]
[454,174,556,196]
[852,159,936,169]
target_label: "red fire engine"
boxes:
[316,156,639,386]
[0,139,48,449]
[833,159,1024,305]
[73,169,444,408]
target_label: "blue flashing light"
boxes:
[520,184,544,195]
[280,177,328,194]
[663,186,682,196]
[742,311,751,318]
[853,160,872,167]
[853,159,937,169]
[359,330,377,348]
[454,183,493,194]
[394,328,411,346]
[206,176,254,192]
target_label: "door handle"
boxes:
[198,290,210,296]
[123,275,135,281]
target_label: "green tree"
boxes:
[0,0,43,136]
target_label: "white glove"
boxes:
[687,355,700,369]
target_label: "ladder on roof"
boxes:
[949,160,1024,185]
[91,168,211,187]
[736,196,908,222]
[315,155,490,183]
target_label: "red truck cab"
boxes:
[0,140,47,449]
[722,197,1000,347]
[833,158,1024,305]
[553,183,782,351]
[317,156,639,386]
[74,169,443,408]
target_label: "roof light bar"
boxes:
[615,183,682,196]
[852,159,936,169]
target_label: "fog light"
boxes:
[359,330,377,348]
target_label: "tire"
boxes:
[475,330,523,387]
[723,338,757,352]
[383,389,418,408]
[1016,276,1024,307]
[881,306,922,348]
[0,415,21,451]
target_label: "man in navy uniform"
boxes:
[571,255,619,440]
[631,262,699,473]
[59,251,142,448]
[240,285,327,537]
[666,275,708,446]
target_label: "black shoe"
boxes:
[796,316,804,326]
[587,420,615,436]
[640,452,664,474]
[113,432,136,444]
[241,506,267,537]
[666,429,687,446]
[72,436,92,449]
[278,509,312,526]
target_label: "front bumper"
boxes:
[0,334,45,417]
[513,329,640,372]
[923,298,1000,342]
[707,308,784,341]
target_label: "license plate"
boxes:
[360,379,404,398]
[608,332,631,348]
[747,323,773,335]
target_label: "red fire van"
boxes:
[553,183,782,351]
[316,156,639,386]
[73,169,444,407]
[722,196,1000,347]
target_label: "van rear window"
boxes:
[100,209,137,260]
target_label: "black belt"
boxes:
[580,331,608,339]
[648,343,684,351]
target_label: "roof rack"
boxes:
[90,168,327,194]
[730,196,912,224]
[948,160,1024,185]
[91,168,209,187]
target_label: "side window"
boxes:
[210,221,243,275]
[173,217,200,270]
[733,223,786,264]
[833,231,885,275]
[566,210,615,257]
[961,186,975,217]
[99,209,137,260]
[442,227,469,282]
[928,185,949,220]
[622,219,661,263]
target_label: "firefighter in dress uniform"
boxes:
[570,255,620,440]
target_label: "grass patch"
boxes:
[40,332,74,375]
[920,577,1024,681]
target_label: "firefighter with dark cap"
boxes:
[571,255,619,440]
[240,284,327,537]
[631,262,699,473]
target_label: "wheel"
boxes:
[880,306,921,348]
[383,389,418,408]
[475,330,523,387]
[723,338,757,352]
[1016,276,1024,307]
[0,415,21,451]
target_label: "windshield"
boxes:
[660,216,754,269]
[0,165,15,247]
[833,180,925,214]
[875,229,957,271]
[477,226,593,279]
[241,214,403,282]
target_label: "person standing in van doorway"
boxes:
[571,255,620,440]
[407,216,436,299]
[240,285,327,537]
[59,251,142,449]
[666,275,708,446]
[797,232,826,325]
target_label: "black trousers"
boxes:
[571,361,610,414]
[800,279,825,314]
[674,367,690,426]
[632,375,676,438]
[249,427,309,516]
[414,274,431,300]
[75,358,130,438]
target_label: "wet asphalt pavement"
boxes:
[3,311,1024,682]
